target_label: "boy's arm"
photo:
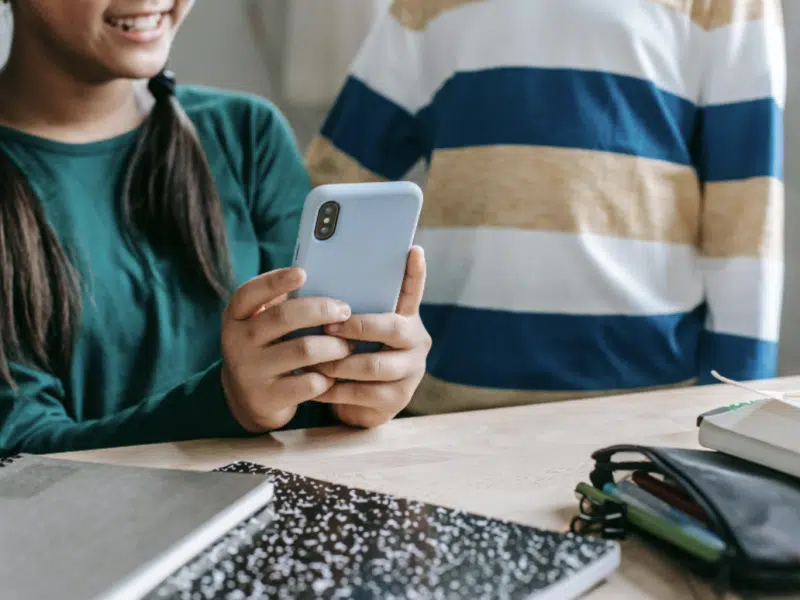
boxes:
[305,0,426,185]
[695,0,785,383]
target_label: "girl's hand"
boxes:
[315,246,432,428]
[220,268,353,432]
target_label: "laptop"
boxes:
[0,454,275,600]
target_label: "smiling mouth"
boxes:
[104,12,170,33]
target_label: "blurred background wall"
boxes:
[2,0,799,376]
[168,1,389,147]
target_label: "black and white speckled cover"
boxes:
[0,454,21,467]
[148,461,618,600]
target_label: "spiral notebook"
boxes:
[149,461,620,599]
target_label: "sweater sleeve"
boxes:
[305,0,427,186]
[249,104,311,273]
[0,361,248,455]
[694,0,785,383]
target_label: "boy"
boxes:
[306,0,785,414]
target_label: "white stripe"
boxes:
[350,0,703,114]
[350,0,784,116]
[415,228,704,316]
[349,9,424,114]
[699,257,783,342]
[422,0,701,103]
[703,20,786,108]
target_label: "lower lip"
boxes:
[106,13,172,43]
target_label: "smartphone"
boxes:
[287,181,423,353]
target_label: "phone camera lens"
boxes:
[315,201,339,240]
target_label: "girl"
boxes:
[0,0,431,454]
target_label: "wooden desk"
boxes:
[59,377,800,600]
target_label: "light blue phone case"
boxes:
[288,182,423,353]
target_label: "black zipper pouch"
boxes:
[576,445,800,594]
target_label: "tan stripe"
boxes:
[389,0,484,31]
[408,373,696,415]
[646,0,709,27]
[420,146,702,245]
[305,136,386,188]
[700,177,784,260]
[706,0,783,29]
[647,0,782,30]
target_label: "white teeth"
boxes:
[107,13,163,32]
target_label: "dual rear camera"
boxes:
[314,201,340,241]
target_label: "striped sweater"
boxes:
[306,0,786,414]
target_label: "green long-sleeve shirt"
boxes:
[0,86,324,454]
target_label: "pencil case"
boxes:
[571,445,800,593]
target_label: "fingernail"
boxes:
[327,323,342,333]
[284,268,303,282]
[336,301,351,319]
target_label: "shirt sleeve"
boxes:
[305,0,427,186]
[248,104,311,273]
[0,361,248,455]
[694,0,785,383]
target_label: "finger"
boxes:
[247,297,352,346]
[336,402,400,428]
[226,268,305,322]
[271,372,336,402]
[396,246,426,317]
[263,335,352,376]
[315,351,416,382]
[324,314,415,349]
[314,381,399,408]
[253,293,288,316]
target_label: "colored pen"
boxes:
[632,471,709,524]
[575,482,724,564]
[603,482,725,551]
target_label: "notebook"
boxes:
[0,454,275,600]
[148,461,621,600]
[698,398,800,479]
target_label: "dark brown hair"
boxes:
[0,71,232,385]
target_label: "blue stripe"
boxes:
[320,76,424,179]
[696,331,778,385]
[419,67,697,166]
[324,68,781,184]
[419,304,706,391]
[693,99,783,182]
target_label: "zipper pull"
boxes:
[571,493,628,540]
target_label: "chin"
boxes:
[107,52,172,81]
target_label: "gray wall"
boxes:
[168,0,328,147]
[779,2,800,376]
